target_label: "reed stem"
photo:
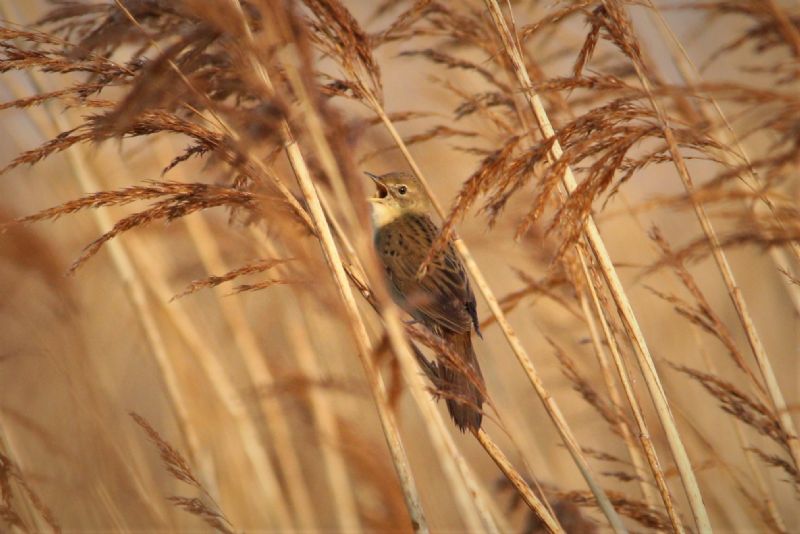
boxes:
[643,2,800,472]
[482,1,711,530]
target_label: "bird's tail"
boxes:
[439,331,484,432]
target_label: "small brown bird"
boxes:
[367,171,485,431]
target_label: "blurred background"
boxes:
[0,0,798,531]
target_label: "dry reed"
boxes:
[0,0,798,532]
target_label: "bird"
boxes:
[366,170,485,432]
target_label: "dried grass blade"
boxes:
[173,257,292,299]
[181,215,317,530]
[475,429,564,534]
[223,3,429,526]
[481,0,709,530]
[644,1,800,475]
[130,413,234,534]
[129,233,295,528]
[0,64,205,474]
[366,94,626,533]
[576,249,684,532]
[615,0,800,484]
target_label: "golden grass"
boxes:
[0,0,798,532]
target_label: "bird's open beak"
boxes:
[365,171,388,202]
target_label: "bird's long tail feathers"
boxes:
[439,331,484,432]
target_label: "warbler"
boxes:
[367,171,485,431]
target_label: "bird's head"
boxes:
[366,171,430,227]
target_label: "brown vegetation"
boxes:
[0,0,798,532]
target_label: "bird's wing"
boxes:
[378,214,477,335]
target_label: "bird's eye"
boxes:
[398,185,408,195]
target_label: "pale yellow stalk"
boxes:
[577,251,684,533]
[576,289,660,509]
[644,4,800,473]
[182,215,317,529]
[481,1,710,530]
[220,4,430,528]
[365,85,627,534]
[475,429,564,534]
[255,234,362,532]
[0,61,203,470]
[128,233,293,528]
[285,311,363,532]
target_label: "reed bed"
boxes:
[0,0,798,532]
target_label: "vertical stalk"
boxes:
[223,2,429,528]
[128,232,293,528]
[482,1,711,530]
[577,251,684,533]
[285,306,363,532]
[576,289,660,509]
[253,232,362,532]
[284,137,428,532]
[0,62,203,466]
[367,96,626,533]
[182,215,316,529]
[643,2,800,469]
[615,0,800,477]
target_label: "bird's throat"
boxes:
[370,202,404,229]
